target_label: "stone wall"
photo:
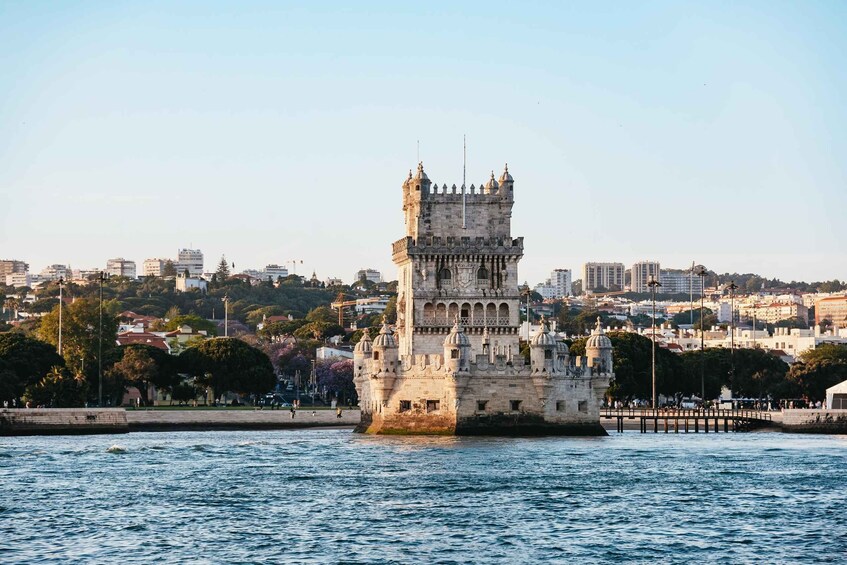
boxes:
[780,409,847,433]
[0,409,128,436]
[126,408,360,431]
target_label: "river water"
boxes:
[1,429,845,564]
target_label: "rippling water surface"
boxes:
[1,430,845,563]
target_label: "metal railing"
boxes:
[418,316,511,327]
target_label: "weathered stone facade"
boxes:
[354,163,613,435]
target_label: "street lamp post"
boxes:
[728,280,739,408]
[57,277,64,356]
[98,271,106,407]
[697,267,707,406]
[648,276,662,410]
[223,294,229,338]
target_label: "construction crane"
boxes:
[331,292,358,327]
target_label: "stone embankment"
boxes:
[780,409,847,433]
[0,408,129,435]
[126,408,360,431]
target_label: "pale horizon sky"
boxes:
[1,1,845,285]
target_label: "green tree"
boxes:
[305,306,337,324]
[787,344,847,402]
[382,296,397,324]
[571,332,682,402]
[162,260,177,277]
[37,298,120,383]
[108,347,159,406]
[166,314,218,336]
[216,256,231,279]
[23,366,88,407]
[293,321,344,341]
[0,333,65,403]
[179,338,275,400]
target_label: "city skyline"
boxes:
[1,2,845,285]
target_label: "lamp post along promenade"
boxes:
[648,276,662,409]
[57,277,64,356]
[697,267,707,405]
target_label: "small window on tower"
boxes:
[578,401,588,413]
[510,400,521,411]
[373,351,380,361]
[477,400,488,411]
[545,350,553,360]
[399,400,411,412]
[426,400,440,412]
[451,349,459,359]
[556,401,565,412]
[477,267,489,280]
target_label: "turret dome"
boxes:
[372,319,397,348]
[444,319,471,347]
[557,339,569,355]
[530,317,557,347]
[484,172,499,192]
[585,317,612,350]
[414,162,429,182]
[354,328,373,354]
[498,163,513,183]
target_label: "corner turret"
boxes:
[530,316,558,373]
[443,318,471,373]
[585,317,613,373]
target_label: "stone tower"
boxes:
[354,163,612,435]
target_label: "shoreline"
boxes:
[4,408,847,436]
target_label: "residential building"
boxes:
[39,264,71,282]
[325,277,344,287]
[143,258,170,277]
[535,269,573,299]
[582,262,625,292]
[106,258,137,279]
[354,296,391,315]
[5,272,31,287]
[815,295,847,326]
[176,249,204,276]
[316,346,354,360]
[660,269,697,295]
[175,274,208,293]
[0,260,28,278]
[264,264,288,281]
[354,268,382,284]
[631,261,661,293]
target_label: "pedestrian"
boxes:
[290,406,296,419]
[312,410,316,417]
[336,407,342,419]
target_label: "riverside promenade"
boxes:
[126,407,360,431]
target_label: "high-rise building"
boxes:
[264,264,288,281]
[106,258,137,279]
[354,268,382,284]
[0,260,28,278]
[176,249,204,277]
[550,269,572,298]
[631,261,660,293]
[582,262,624,292]
[660,269,696,295]
[142,258,170,277]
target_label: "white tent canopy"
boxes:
[825,379,847,409]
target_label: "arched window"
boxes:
[436,303,447,324]
[498,303,509,324]
[440,268,452,280]
[439,268,453,289]
[477,267,489,281]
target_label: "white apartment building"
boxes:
[264,264,288,281]
[325,277,344,287]
[631,261,661,293]
[176,249,204,277]
[39,264,71,282]
[5,272,31,287]
[354,296,391,315]
[106,258,137,279]
[583,262,625,293]
[143,258,171,277]
[354,268,382,284]
[175,274,208,293]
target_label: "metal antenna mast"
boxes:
[462,135,467,229]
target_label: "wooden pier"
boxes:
[601,408,774,433]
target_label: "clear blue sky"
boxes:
[1,1,845,285]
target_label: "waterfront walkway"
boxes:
[600,408,778,433]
